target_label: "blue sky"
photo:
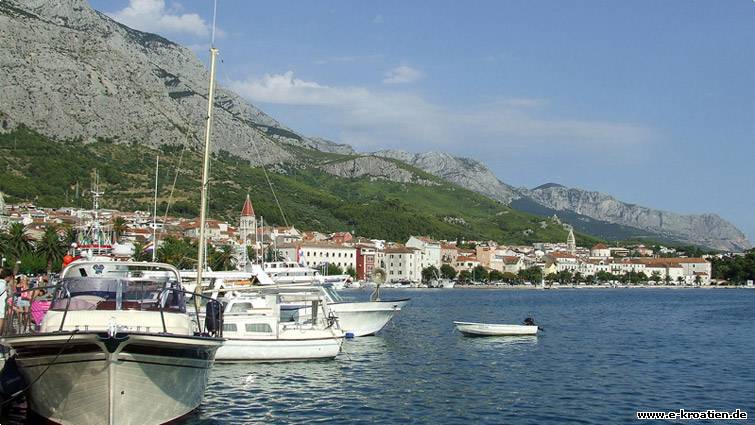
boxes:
[92,0,755,242]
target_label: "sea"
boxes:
[183,288,755,424]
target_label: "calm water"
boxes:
[181,288,755,424]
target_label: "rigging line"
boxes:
[251,136,289,228]
[159,139,189,240]
[217,63,289,228]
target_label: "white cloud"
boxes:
[108,0,217,39]
[228,71,653,151]
[383,66,424,84]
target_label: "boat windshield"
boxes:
[51,277,186,313]
[322,285,343,303]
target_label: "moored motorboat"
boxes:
[454,321,538,336]
[299,284,408,337]
[213,287,343,362]
[1,261,224,425]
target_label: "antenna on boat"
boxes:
[152,155,159,261]
[196,0,220,291]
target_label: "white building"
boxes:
[590,243,611,258]
[384,246,421,282]
[278,242,357,272]
[406,236,442,270]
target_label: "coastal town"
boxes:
[0,192,719,286]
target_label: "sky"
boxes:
[91,0,755,242]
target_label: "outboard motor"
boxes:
[204,301,222,337]
[523,317,544,331]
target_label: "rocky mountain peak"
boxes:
[1,0,292,164]
[374,149,518,204]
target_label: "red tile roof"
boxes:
[241,194,255,217]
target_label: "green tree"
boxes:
[19,251,46,275]
[517,266,542,283]
[471,265,488,282]
[36,224,66,276]
[488,270,505,282]
[650,271,662,284]
[421,265,439,283]
[676,276,685,285]
[132,241,149,262]
[345,265,357,279]
[209,245,237,271]
[556,270,573,283]
[500,272,518,283]
[458,270,472,283]
[440,263,457,280]
[264,249,284,262]
[4,222,33,273]
[663,273,671,285]
[325,263,343,275]
[157,236,197,269]
[694,274,702,285]
[112,216,128,241]
[246,245,257,262]
[596,270,614,283]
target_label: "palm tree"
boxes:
[157,237,196,269]
[112,216,128,241]
[36,224,66,276]
[209,245,237,271]
[132,241,148,262]
[5,222,32,274]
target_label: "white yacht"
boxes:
[214,286,343,362]
[284,284,409,337]
[261,261,353,288]
[1,261,224,425]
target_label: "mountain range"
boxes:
[0,0,750,251]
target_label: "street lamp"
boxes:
[1,257,5,267]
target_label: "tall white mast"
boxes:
[152,155,159,261]
[196,46,219,288]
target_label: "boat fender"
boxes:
[0,357,27,400]
[205,301,221,336]
[345,332,355,339]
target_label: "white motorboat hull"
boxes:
[3,332,221,425]
[216,336,342,362]
[330,299,409,337]
[454,322,538,336]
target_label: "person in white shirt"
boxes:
[0,270,11,333]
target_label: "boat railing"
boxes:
[2,283,62,336]
[1,283,223,338]
[157,287,224,337]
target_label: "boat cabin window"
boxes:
[245,323,272,333]
[50,277,186,313]
[223,323,238,332]
[229,302,253,313]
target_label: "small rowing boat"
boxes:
[453,321,538,336]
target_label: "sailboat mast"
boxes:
[196,47,219,287]
[152,155,159,261]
